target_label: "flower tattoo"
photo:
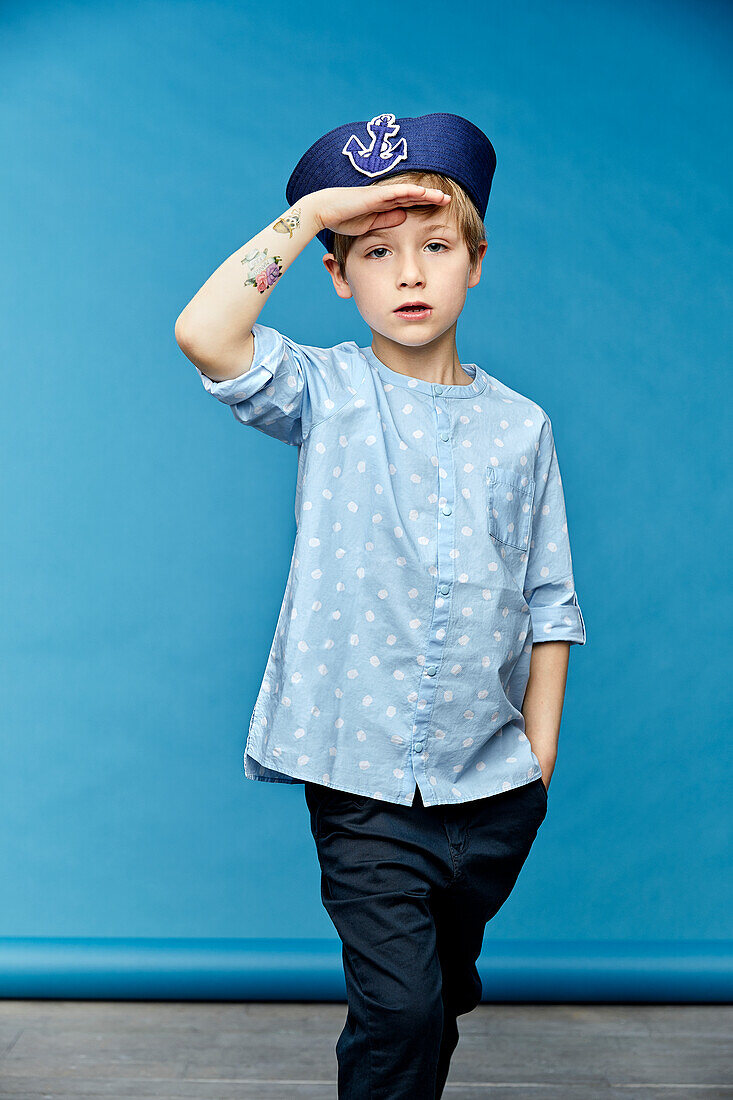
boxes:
[241,247,283,294]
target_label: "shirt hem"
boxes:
[244,740,544,806]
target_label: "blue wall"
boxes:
[1,0,730,980]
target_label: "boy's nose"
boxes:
[398,269,426,286]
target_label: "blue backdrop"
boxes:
[1,0,731,998]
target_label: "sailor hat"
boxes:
[285,111,497,253]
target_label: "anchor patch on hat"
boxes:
[341,113,408,178]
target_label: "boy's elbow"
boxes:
[174,313,195,352]
[174,321,256,383]
[174,313,225,359]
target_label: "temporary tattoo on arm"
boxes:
[241,247,283,293]
[272,205,301,238]
[240,207,301,293]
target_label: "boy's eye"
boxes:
[365,242,448,259]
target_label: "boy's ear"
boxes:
[467,240,489,289]
[322,253,353,300]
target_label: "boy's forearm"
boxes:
[521,640,570,786]
[174,193,322,356]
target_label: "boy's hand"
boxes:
[310,184,452,240]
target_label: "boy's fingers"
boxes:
[376,183,428,194]
[390,196,449,209]
[384,184,444,195]
[322,184,449,233]
[374,185,445,199]
[375,187,450,208]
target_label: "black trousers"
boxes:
[304,776,549,1099]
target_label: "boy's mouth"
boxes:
[394,302,432,320]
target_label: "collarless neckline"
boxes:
[361,346,487,399]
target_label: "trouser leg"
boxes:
[432,891,485,1099]
[327,885,444,1099]
[305,783,449,1100]
[432,778,550,1098]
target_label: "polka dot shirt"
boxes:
[196,322,586,807]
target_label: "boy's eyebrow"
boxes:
[359,222,455,241]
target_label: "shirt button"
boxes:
[426,665,437,676]
[439,583,450,595]
[414,743,424,753]
[442,505,452,516]
[439,431,449,441]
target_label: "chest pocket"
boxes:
[485,466,535,552]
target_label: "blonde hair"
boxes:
[331,169,487,279]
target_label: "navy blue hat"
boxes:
[285,111,497,253]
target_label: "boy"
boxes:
[175,111,586,1099]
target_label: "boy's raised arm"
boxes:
[174,194,323,382]
[174,183,452,383]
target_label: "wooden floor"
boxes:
[0,1000,731,1099]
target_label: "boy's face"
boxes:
[323,207,487,348]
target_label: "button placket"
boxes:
[409,386,455,799]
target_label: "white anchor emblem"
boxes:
[341,113,408,177]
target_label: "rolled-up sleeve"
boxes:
[524,416,587,645]
[195,322,316,446]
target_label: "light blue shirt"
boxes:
[196,322,586,806]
